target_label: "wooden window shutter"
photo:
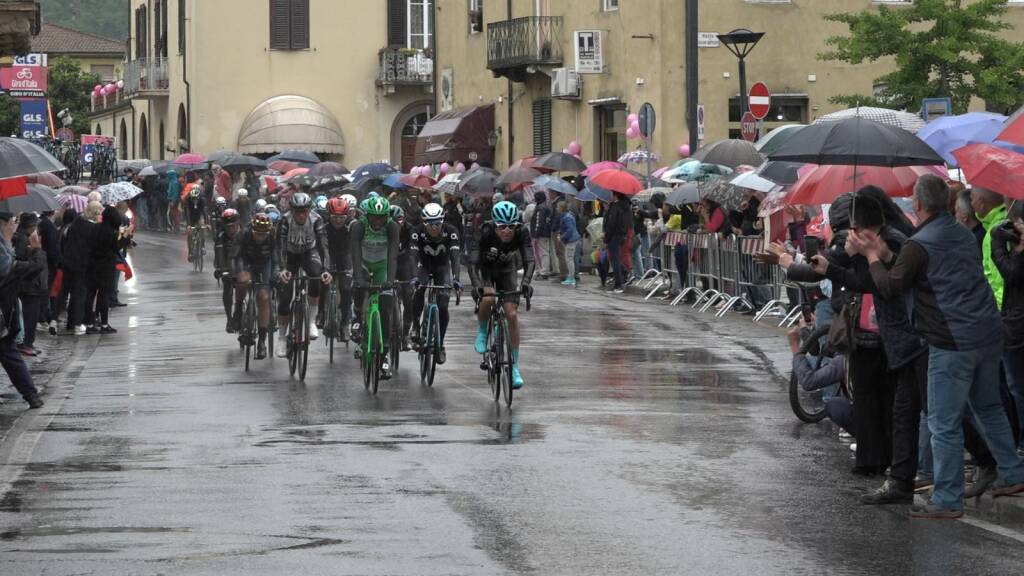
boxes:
[290,0,310,49]
[533,99,552,156]
[387,0,407,48]
[269,0,291,49]
[178,0,186,54]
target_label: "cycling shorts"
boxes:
[479,265,518,293]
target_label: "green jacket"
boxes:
[981,204,1008,309]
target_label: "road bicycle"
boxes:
[480,290,530,407]
[285,270,311,381]
[268,286,279,359]
[240,287,257,372]
[188,226,206,272]
[356,284,392,395]
[416,283,460,387]
[90,143,118,185]
[322,270,351,364]
[789,322,851,423]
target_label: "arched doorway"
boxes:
[177,103,188,152]
[158,122,165,160]
[390,101,432,173]
[139,114,150,159]
[119,119,128,159]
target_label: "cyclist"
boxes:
[214,208,244,333]
[236,189,252,227]
[275,192,332,357]
[410,203,462,364]
[474,201,534,389]
[324,196,355,341]
[341,194,359,217]
[393,205,417,350]
[350,196,400,379]
[234,213,278,359]
[183,183,208,262]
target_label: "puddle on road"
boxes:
[0,525,190,541]
[256,421,547,448]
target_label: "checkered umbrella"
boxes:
[432,173,461,196]
[813,106,926,134]
[618,150,661,164]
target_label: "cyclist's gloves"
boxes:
[214,269,222,280]
[521,284,534,300]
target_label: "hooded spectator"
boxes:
[85,206,123,334]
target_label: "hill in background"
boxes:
[40,0,129,41]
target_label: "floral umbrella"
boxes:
[432,173,462,196]
[618,150,660,164]
[97,181,144,204]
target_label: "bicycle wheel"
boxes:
[297,300,309,381]
[326,288,337,364]
[197,235,205,273]
[489,319,501,402]
[501,318,514,407]
[426,309,440,388]
[371,312,382,395]
[788,372,828,423]
[362,311,374,391]
[243,296,255,372]
[419,307,433,386]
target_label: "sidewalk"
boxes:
[0,330,76,443]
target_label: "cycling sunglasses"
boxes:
[496,223,518,231]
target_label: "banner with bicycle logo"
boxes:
[81,135,117,164]
[0,65,48,98]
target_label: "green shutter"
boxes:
[387,0,407,48]
[269,0,291,49]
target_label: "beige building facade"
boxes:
[432,0,1024,170]
[91,0,436,166]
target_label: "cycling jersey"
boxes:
[397,223,416,281]
[214,227,242,275]
[350,217,399,285]
[277,210,329,266]
[411,223,461,279]
[325,220,352,273]
[477,222,535,291]
[183,197,206,227]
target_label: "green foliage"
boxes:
[48,57,100,136]
[819,0,1024,114]
[40,0,129,41]
[0,95,18,137]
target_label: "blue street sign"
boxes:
[19,99,48,139]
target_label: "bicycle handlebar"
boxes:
[480,290,531,311]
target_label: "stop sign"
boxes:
[748,82,771,120]
[741,112,758,142]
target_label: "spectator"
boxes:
[166,168,182,232]
[631,200,658,282]
[991,202,1024,454]
[12,214,47,357]
[0,212,44,409]
[855,174,1024,519]
[557,201,580,288]
[955,189,985,250]
[788,323,853,436]
[85,206,123,334]
[971,186,1008,308]
[698,198,727,234]
[530,192,553,279]
[548,191,568,281]
[603,192,633,293]
[37,210,61,335]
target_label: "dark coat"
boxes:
[991,222,1024,350]
[12,232,47,297]
[62,217,96,273]
[603,199,633,243]
[88,207,123,289]
[38,216,61,269]
[0,239,45,337]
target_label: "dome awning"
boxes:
[237,95,345,155]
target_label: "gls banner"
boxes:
[0,65,48,98]
[20,100,49,139]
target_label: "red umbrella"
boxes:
[784,164,947,205]
[26,172,64,187]
[513,156,555,174]
[581,161,625,177]
[282,167,310,180]
[953,143,1024,200]
[997,106,1024,147]
[0,176,28,200]
[269,160,299,173]
[173,152,205,165]
[400,173,437,189]
[589,168,643,196]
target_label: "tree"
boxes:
[819,0,1024,114]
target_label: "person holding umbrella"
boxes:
[0,212,44,409]
[12,214,47,356]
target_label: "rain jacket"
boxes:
[165,169,181,204]
[560,211,581,244]
[991,222,1024,350]
[980,204,1008,309]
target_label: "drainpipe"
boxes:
[182,5,191,151]
[506,0,513,168]
[686,0,698,152]
[129,99,136,159]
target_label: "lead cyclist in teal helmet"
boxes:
[474,200,534,389]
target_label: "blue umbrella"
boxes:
[351,162,398,181]
[382,173,407,189]
[917,112,1024,166]
[579,179,613,203]
[534,174,577,196]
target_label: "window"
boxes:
[178,0,186,54]
[532,99,552,156]
[91,64,116,82]
[408,0,432,50]
[159,0,168,57]
[468,0,483,34]
[602,0,619,11]
[597,105,626,161]
[270,0,310,50]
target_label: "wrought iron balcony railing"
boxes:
[124,57,169,95]
[486,16,563,74]
[377,47,434,93]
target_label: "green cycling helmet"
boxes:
[492,200,520,225]
[365,196,391,217]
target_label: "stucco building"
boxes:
[429,0,1024,169]
[0,0,40,57]
[90,0,435,165]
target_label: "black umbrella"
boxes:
[0,137,66,179]
[269,149,320,166]
[205,150,238,165]
[307,162,349,179]
[533,151,587,173]
[665,183,701,207]
[311,174,350,192]
[0,184,61,213]
[767,116,944,167]
[456,167,501,197]
[220,154,267,171]
[757,161,805,186]
[691,139,765,169]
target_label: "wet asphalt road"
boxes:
[3,232,1024,575]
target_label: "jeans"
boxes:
[607,237,626,289]
[553,234,568,278]
[563,240,579,280]
[928,343,1024,509]
[918,412,933,480]
[0,337,39,400]
[673,244,689,290]
[631,235,647,280]
[1003,348,1024,449]
[18,294,40,348]
[574,242,582,277]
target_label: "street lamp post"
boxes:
[717,29,764,115]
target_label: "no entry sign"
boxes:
[741,112,758,142]
[748,82,771,120]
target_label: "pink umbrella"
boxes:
[400,173,437,189]
[57,192,88,213]
[173,152,206,165]
[283,167,310,180]
[581,161,625,177]
[26,172,65,187]
[652,166,669,179]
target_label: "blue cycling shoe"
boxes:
[474,328,488,354]
[511,365,524,389]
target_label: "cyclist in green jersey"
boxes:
[350,196,401,379]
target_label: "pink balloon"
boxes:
[94,84,102,92]
[470,162,480,171]
[678,144,691,158]
[626,126,639,140]
[627,113,639,124]
[567,140,582,155]
[455,162,466,173]
[630,120,641,133]
[439,162,451,175]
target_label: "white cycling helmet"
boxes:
[421,203,444,222]
[214,196,227,206]
[341,194,358,208]
[237,188,249,198]
[255,198,267,211]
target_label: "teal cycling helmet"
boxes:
[368,191,380,198]
[492,200,520,225]
[365,196,390,217]
[315,195,328,210]
[390,205,405,221]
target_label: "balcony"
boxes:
[124,57,169,97]
[487,16,563,82]
[376,47,434,95]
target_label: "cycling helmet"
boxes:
[255,198,267,211]
[368,191,380,198]
[251,213,273,233]
[264,205,280,215]
[267,194,279,205]
[290,192,312,210]
[237,188,249,198]
[421,203,444,223]
[358,198,371,213]
[341,194,357,208]
[267,210,281,224]
[221,208,239,224]
[327,196,350,216]
[365,196,390,217]
[214,196,227,206]
[492,200,520,225]
[390,205,405,221]
[188,184,201,198]
[315,195,328,211]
